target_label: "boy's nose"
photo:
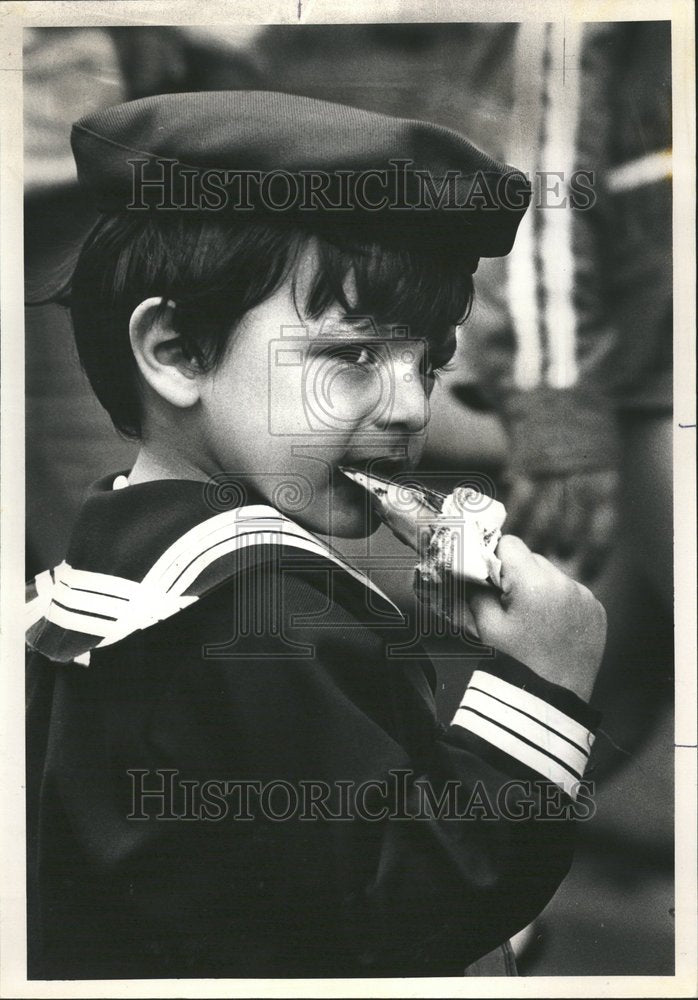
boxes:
[377,360,430,434]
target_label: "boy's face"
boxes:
[195,246,456,537]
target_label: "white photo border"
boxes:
[2,1,695,997]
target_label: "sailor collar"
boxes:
[26,474,403,665]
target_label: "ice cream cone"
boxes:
[340,466,506,588]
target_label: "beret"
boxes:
[71,90,531,270]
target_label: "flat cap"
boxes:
[71,90,531,270]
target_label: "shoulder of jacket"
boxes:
[26,503,403,665]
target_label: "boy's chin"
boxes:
[326,512,382,539]
[293,504,381,540]
[267,476,381,539]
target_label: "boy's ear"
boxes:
[129,298,201,410]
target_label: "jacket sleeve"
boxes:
[462,22,626,478]
[126,556,600,977]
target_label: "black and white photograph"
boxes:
[1,1,696,995]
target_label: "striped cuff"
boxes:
[451,669,595,799]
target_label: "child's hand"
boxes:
[466,535,607,702]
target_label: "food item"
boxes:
[340,467,506,589]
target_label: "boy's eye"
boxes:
[421,336,457,380]
[310,339,455,379]
[343,344,380,367]
[421,354,455,381]
[313,342,383,369]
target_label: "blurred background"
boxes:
[24,21,673,976]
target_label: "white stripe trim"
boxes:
[468,670,594,752]
[53,579,130,620]
[451,709,582,799]
[539,20,582,389]
[144,509,313,592]
[165,526,336,596]
[45,602,115,638]
[54,562,140,601]
[460,688,588,778]
[508,209,542,389]
[140,504,401,615]
[28,505,402,652]
[96,512,400,646]
[94,591,199,648]
[140,505,276,593]
[507,22,548,390]
[606,150,672,193]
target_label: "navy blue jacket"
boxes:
[26,476,599,978]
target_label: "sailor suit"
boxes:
[26,475,599,978]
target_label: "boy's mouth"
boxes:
[338,455,412,480]
[339,466,443,550]
[339,466,445,516]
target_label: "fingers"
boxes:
[496,533,533,562]
[467,584,507,644]
[466,521,608,688]
[493,533,535,597]
[466,541,548,648]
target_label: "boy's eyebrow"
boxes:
[313,315,459,344]
[306,314,394,340]
[336,314,387,336]
[305,312,459,359]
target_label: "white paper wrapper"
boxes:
[421,487,506,588]
[340,470,506,589]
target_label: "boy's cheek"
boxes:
[270,376,386,438]
[266,342,386,432]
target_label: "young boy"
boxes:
[25,91,606,979]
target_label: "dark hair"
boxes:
[61,212,474,437]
